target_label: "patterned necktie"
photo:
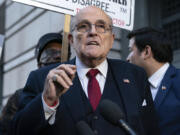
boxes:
[86,69,101,111]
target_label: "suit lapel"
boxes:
[154,65,176,109]
[63,74,87,122]
[62,58,88,122]
[108,60,139,122]
[100,67,124,112]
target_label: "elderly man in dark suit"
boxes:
[14,6,159,135]
[127,27,180,135]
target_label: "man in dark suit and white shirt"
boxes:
[127,27,180,135]
[14,6,159,135]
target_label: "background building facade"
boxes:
[0,0,180,108]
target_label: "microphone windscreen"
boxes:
[76,121,95,135]
[99,99,125,125]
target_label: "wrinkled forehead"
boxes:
[73,6,111,25]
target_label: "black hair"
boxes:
[127,27,173,63]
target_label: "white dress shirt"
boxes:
[76,56,108,97]
[42,57,108,124]
[148,63,169,100]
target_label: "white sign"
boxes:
[12,0,135,30]
[0,35,4,59]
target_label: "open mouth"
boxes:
[87,41,99,45]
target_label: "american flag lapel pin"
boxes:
[162,86,166,90]
[123,79,130,83]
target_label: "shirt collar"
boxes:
[148,63,169,88]
[76,56,108,79]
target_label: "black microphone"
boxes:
[99,99,137,135]
[76,121,95,135]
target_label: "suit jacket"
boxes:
[154,65,180,135]
[13,58,159,135]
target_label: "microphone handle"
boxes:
[119,119,137,135]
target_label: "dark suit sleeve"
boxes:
[11,67,54,135]
[19,70,43,110]
[12,63,77,135]
[19,63,59,110]
[139,70,160,135]
[16,95,51,135]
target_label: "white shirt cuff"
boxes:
[41,95,59,125]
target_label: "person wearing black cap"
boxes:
[35,32,71,68]
[0,32,71,135]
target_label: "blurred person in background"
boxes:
[127,27,180,135]
[35,32,71,68]
[0,32,70,135]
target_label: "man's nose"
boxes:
[89,24,97,33]
[88,25,97,36]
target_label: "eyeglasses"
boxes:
[72,20,112,33]
[39,49,61,66]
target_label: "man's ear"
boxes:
[143,45,152,59]
[112,33,115,39]
[68,33,73,45]
[109,33,115,49]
